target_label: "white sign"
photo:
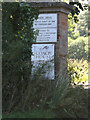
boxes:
[33,14,57,28]
[31,44,54,61]
[35,28,57,42]
[31,44,54,79]
[33,14,57,43]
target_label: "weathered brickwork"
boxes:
[55,12,68,76]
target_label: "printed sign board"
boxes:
[31,44,54,61]
[32,14,57,79]
[35,28,57,42]
[31,44,54,79]
[33,14,57,28]
[33,14,57,43]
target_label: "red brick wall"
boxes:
[55,12,68,77]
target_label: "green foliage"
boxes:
[2,58,88,118]
[2,3,39,112]
[69,2,84,23]
[68,36,88,60]
[77,10,88,36]
[3,110,54,118]
[3,69,88,118]
[68,18,80,39]
[68,59,88,84]
[68,8,88,39]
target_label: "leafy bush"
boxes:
[68,36,88,60]
[68,59,88,85]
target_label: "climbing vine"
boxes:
[2,2,39,112]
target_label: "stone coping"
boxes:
[21,2,74,11]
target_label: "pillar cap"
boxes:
[21,2,74,14]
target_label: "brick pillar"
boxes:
[55,12,68,77]
[26,2,74,79]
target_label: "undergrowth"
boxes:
[3,67,88,118]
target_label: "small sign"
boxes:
[35,28,57,43]
[33,14,57,28]
[33,13,57,43]
[31,44,54,61]
[31,44,54,79]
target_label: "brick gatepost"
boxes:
[23,2,74,79]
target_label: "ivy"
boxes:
[2,2,39,112]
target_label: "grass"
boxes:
[2,60,89,118]
[3,78,88,118]
[3,109,55,118]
